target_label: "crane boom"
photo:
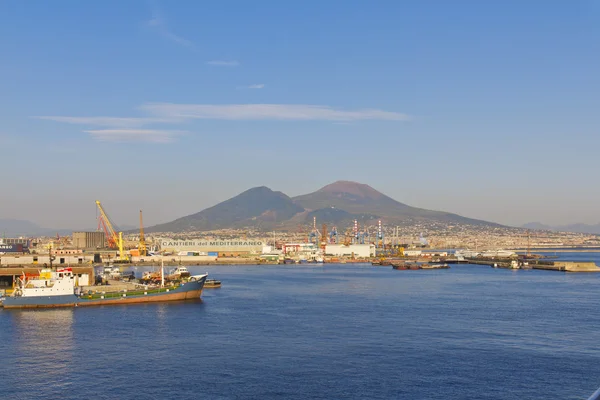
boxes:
[96,200,119,248]
[139,210,147,256]
[96,200,128,261]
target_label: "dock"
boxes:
[461,258,600,272]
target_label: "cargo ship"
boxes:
[0,267,207,309]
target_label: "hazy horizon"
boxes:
[1,1,599,229]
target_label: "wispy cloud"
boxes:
[206,60,240,67]
[34,116,184,143]
[236,84,265,90]
[147,10,193,48]
[140,103,411,121]
[84,129,185,143]
[35,102,409,144]
[33,116,174,128]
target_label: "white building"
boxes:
[403,249,422,257]
[325,244,375,258]
[159,238,265,253]
[481,250,516,258]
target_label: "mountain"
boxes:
[144,181,502,233]
[522,222,553,231]
[0,219,41,236]
[144,186,305,233]
[293,181,498,226]
[523,222,600,235]
[0,218,75,237]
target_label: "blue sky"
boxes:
[1,0,599,229]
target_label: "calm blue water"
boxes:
[2,253,600,399]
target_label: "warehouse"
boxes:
[325,244,375,258]
[159,238,265,257]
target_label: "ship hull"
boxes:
[2,276,206,309]
[2,295,79,309]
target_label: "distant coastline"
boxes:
[511,247,600,253]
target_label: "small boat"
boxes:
[102,265,122,280]
[421,263,450,269]
[204,279,221,288]
[168,266,190,280]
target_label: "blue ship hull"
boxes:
[1,276,206,309]
[2,294,78,308]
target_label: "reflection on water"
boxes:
[9,309,75,392]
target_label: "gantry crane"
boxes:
[139,210,147,257]
[95,200,128,261]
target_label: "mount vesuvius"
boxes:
[143,181,501,233]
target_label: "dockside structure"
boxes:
[159,238,265,257]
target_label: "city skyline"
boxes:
[1,1,599,228]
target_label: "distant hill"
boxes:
[293,181,499,226]
[144,186,305,233]
[523,222,600,235]
[522,222,553,231]
[0,218,75,237]
[144,181,503,233]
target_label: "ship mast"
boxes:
[160,255,165,288]
[49,243,53,270]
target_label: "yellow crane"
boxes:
[139,210,147,257]
[95,200,128,261]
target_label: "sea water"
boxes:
[1,253,600,399]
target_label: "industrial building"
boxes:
[159,238,265,257]
[0,254,94,267]
[73,231,106,249]
[403,250,422,257]
[0,243,27,253]
[325,244,375,258]
[0,237,31,246]
[282,243,318,254]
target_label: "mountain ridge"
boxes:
[293,181,499,227]
[522,222,600,235]
[144,186,305,233]
[143,181,503,233]
[0,218,77,237]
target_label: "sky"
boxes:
[1,0,599,229]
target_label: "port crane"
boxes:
[96,200,128,261]
[139,210,147,257]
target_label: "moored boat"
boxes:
[168,266,191,280]
[204,279,221,288]
[1,267,207,309]
[421,263,450,269]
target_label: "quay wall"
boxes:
[554,261,600,272]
